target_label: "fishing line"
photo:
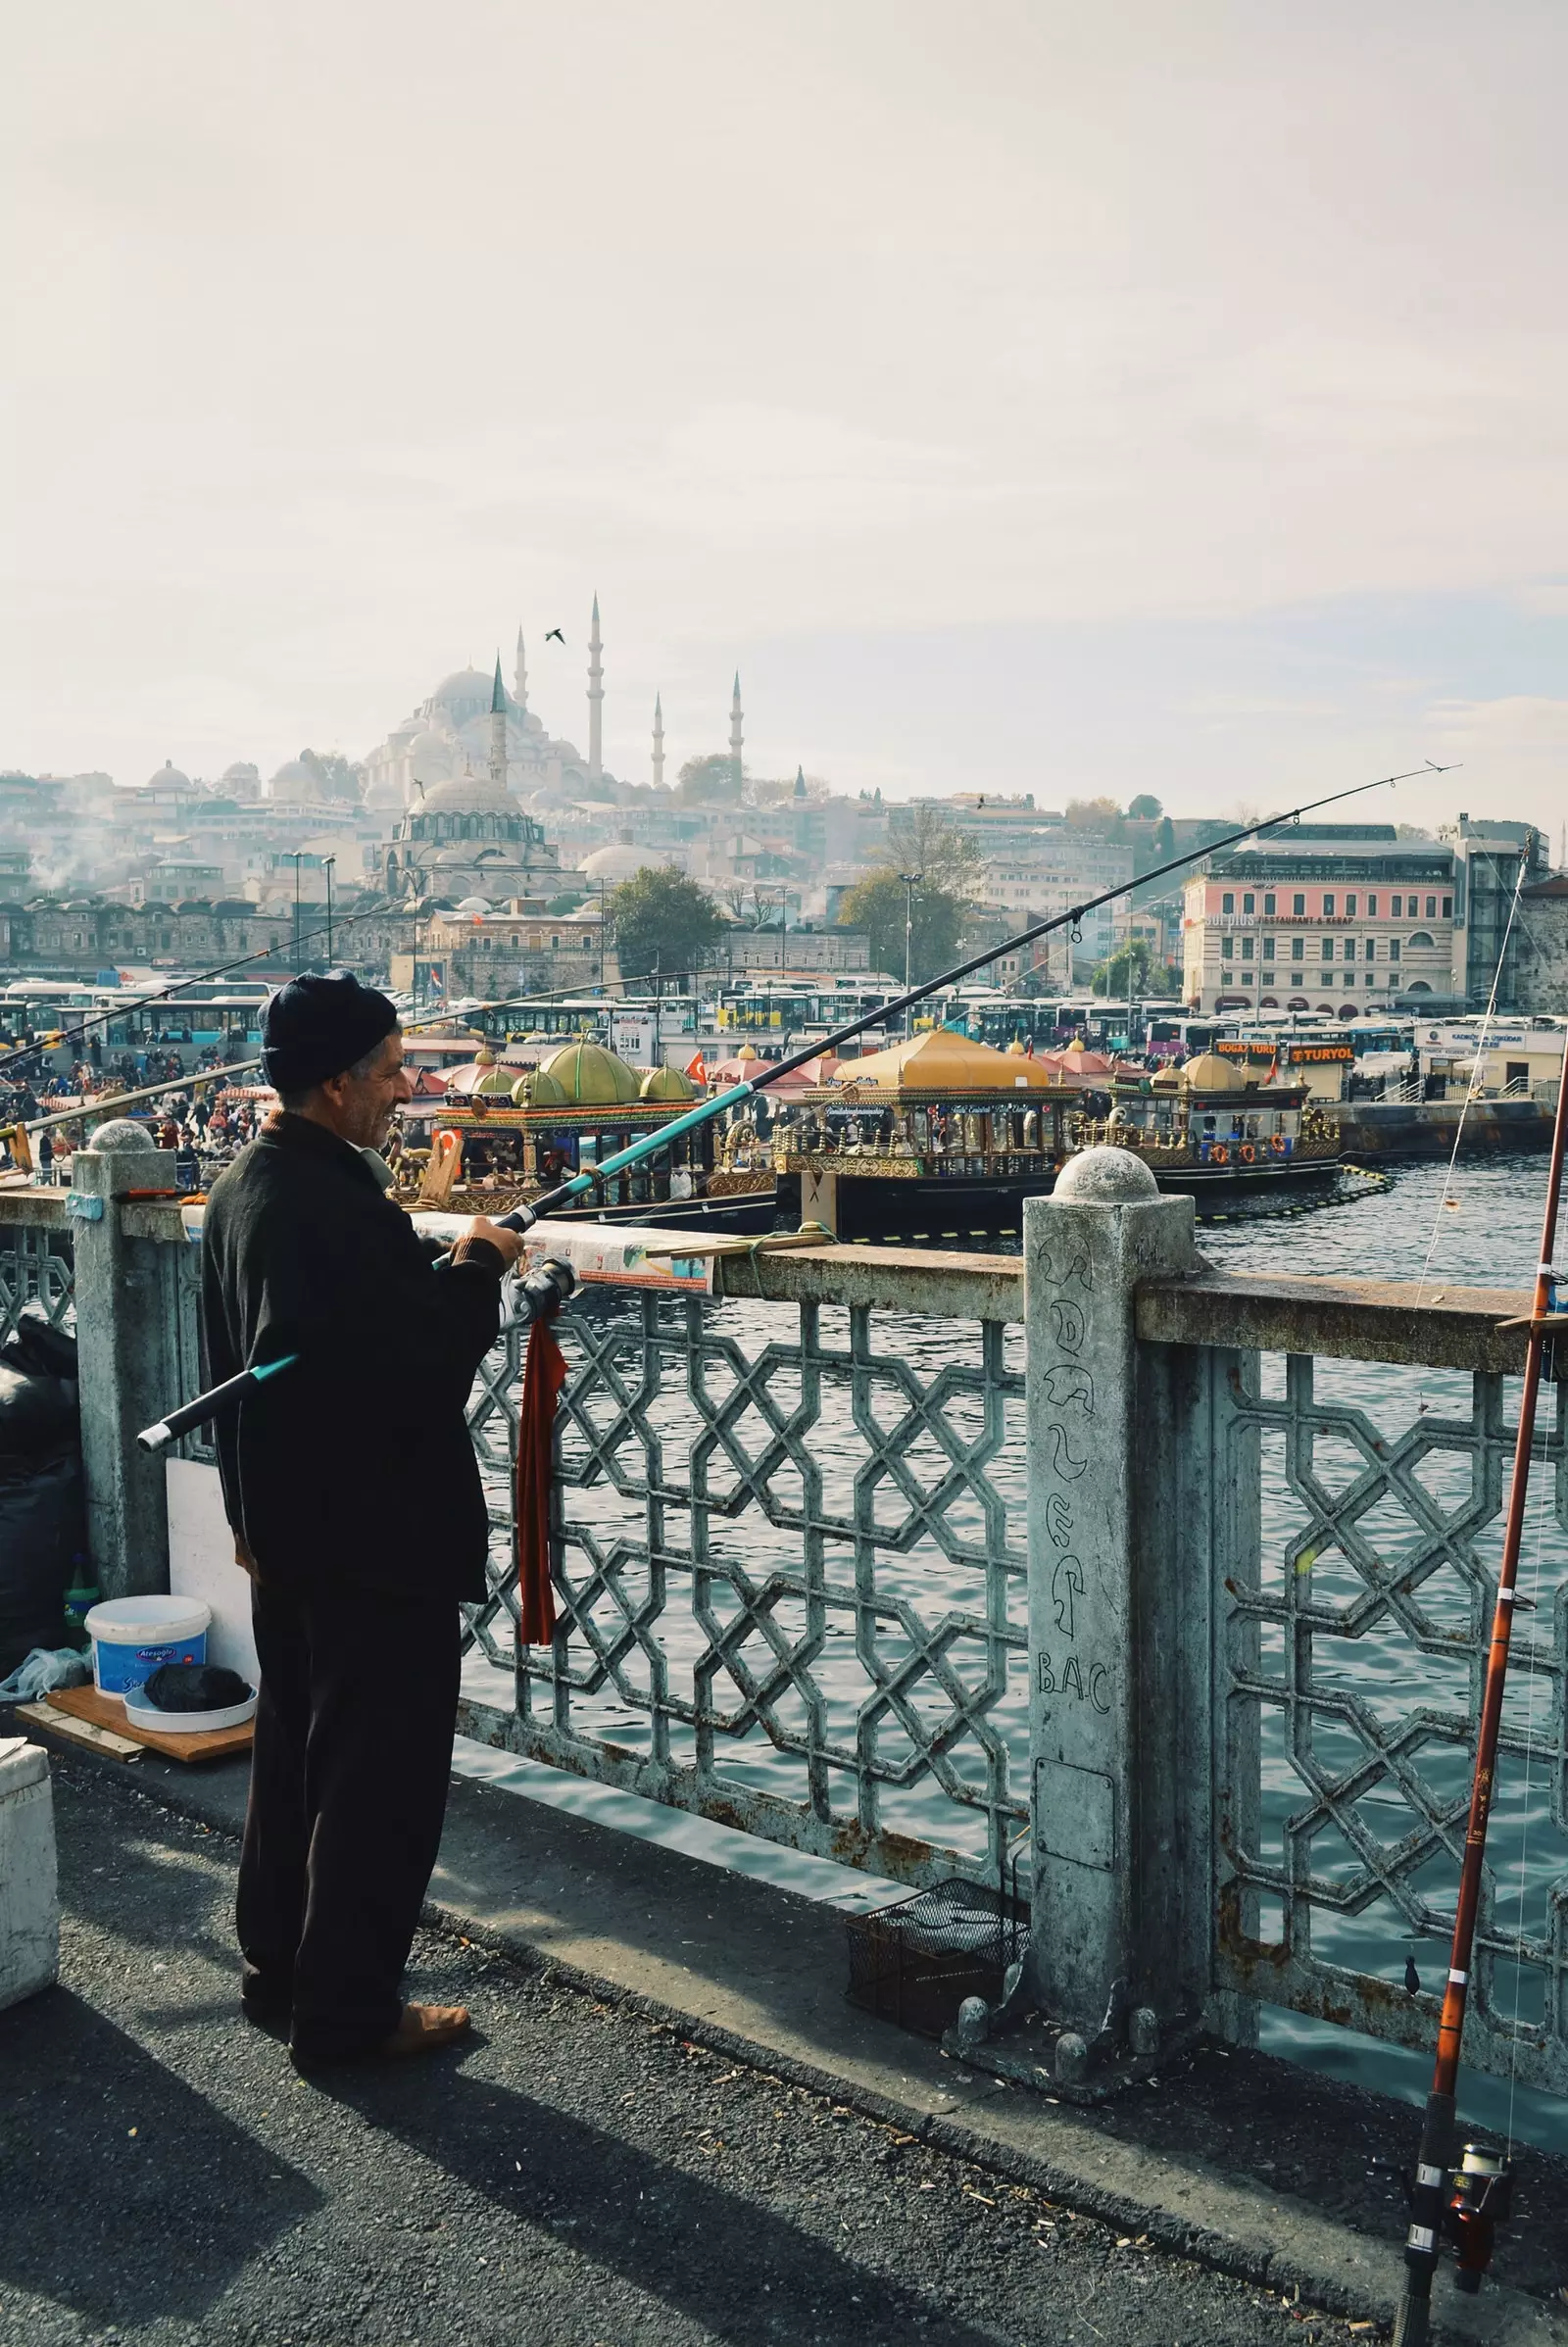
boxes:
[1408,853,1531,1424]
[1503,1419,1553,2160]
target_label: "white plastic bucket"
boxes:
[84,1597,210,1700]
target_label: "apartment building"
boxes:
[1182,826,1456,1015]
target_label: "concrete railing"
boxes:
[6,1129,1564,2097]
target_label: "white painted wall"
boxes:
[166,1458,259,1687]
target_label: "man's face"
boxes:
[321,1031,414,1150]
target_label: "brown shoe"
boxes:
[375,2002,471,2059]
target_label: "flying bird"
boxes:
[544,627,564,644]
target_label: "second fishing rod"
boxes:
[135,758,1437,1449]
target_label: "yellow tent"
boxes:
[831,1028,1055,1094]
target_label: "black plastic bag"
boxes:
[0,1454,85,1680]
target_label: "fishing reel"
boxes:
[1381,2140,1515,2300]
[505,1255,576,1330]
[1446,2144,1513,2294]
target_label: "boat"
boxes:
[770,1033,1341,1241]
[391,1039,777,1226]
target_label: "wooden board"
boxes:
[13,1700,142,1763]
[639,1231,836,1261]
[42,1681,255,1764]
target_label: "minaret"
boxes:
[652,693,665,791]
[587,593,604,779]
[729,671,744,788]
[514,626,528,712]
[489,654,508,795]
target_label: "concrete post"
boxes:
[1024,1147,1199,2046]
[70,1121,178,1600]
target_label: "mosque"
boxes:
[364,598,619,903]
[361,598,610,814]
[376,656,566,904]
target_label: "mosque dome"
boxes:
[421,768,512,815]
[640,1063,698,1101]
[1181,1051,1248,1093]
[455,895,491,914]
[580,840,656,882]
[512,1068,568,1107]
[268,756,322,802]
[539,1040,642,1104]
[146,759,192,790]
[424,667,496,727]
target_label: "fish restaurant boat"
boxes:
[771,1029,1341,1240]
[393,1039,777,1227]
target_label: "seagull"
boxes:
[544,627,564,644]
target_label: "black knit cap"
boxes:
[261,970,399,1094]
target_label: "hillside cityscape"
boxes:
[1,596,1562,1024]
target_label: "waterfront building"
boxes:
[1440,813,1551,1009]
[1182,825,1456,1016]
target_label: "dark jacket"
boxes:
[201,1112,506,1599]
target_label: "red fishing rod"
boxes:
[1392,1045,1568,2344]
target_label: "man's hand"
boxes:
[467,1215,527,1267]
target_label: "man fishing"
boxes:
[201,971,525,2066]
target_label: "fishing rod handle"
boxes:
[135,1353,300,1454]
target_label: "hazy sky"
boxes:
[3,0,1567,837]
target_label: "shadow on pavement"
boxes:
[0,1987,320,2330]
[315,2058,1002,2347]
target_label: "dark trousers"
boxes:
[237,1578,462,2060]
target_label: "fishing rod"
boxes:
[3,912,743,1082]
[471,761,1449,1238]
[134,759,1436,1452]
[0,1054,265,1151]
[0,899,413,1079]
[1391,1064,1568,2344]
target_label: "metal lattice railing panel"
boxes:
[461,1292,1029,1889]
[1215,1350,1568,2093]
[0,1223,75,1346]
[171,1241,216,1464]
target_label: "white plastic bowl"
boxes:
[122,1685,258,1736]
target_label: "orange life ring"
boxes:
[1240,1142,1255,1163]
[1210,1142,1229,1165]
[1270,1134,1286,1155]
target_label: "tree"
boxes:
[884,802,983,897]
[1156,815,1175,858]
[607,866,724,982]
[1091,937,1181,999]
[837,869,965,984]
[546,891,586,916]
[675,753,744,807]
[1065,796,1124,833]
[1127,793,1162,820]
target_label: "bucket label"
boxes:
[94,1635,207,1695]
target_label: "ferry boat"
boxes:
[771,1032,1340,1241]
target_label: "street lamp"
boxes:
[898,871,923,1033]
[289,852,304,973]
[323,856,335,965]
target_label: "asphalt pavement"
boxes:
[0,1759,1377,2347]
